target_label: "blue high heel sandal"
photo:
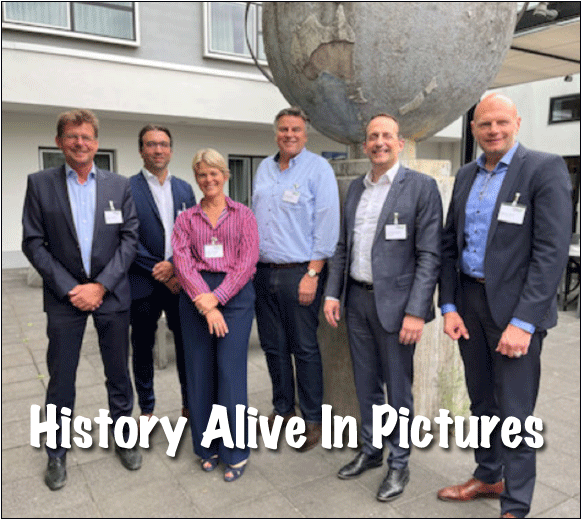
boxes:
[224,462,247,482]
[200,456,219,472]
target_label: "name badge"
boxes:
[385,212,407,240]
[498,193,526,225]
[105,201,123,224]
[204,238,224,259]
[282,190,300,204]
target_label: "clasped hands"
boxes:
[194,292,228,338]
[68,283,105,312]
[323,299,424,345]
[443,311,532,358]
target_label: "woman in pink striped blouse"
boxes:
[172,148,259,482]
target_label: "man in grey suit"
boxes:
[324,114,442,502]
[437,94,572,518]
[22,109,140,491]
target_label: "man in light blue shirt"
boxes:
[252,107,340,451]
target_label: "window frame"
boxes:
[548,94,581,125]
[203,1,267,65]
[2,2,140,47]
[39,147,116,172]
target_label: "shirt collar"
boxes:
[142,168,172,185]
[273,147,307,169]
[476,142,519,172]
[192,196,236,215]
[364,161,400,188]
[66,163,96,180]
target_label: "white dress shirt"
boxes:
[350,162,400,283]
[142,168,174,260]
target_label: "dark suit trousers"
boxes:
[254,264,326,423]
[45,304,133,459]
[179,273,255,466]
[459,275,544,517]
[130,283,188,413]
[345,283,415,469]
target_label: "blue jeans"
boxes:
[254,264,325,423]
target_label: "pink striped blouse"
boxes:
[172,196,259,305]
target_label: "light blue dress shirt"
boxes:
[252,148,340,263]
[442,143,535,333]
[66,164,96,277]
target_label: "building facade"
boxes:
[2,2,579,267]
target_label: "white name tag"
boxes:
[204,244,224,259]
[385,224,407,240]
[498,203,526,225]
[282,190,300,204]
[104,210,123,225]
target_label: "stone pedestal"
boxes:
[320,144,469,425]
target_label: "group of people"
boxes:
[22,94,572,518]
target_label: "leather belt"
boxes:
[349,277,374,292]
[258,262,308,269]
[462,272,485,284]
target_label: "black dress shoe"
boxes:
[338,451,383,480]
[45,457,67,490]
[115,445,142,470]
[376,466,410,502]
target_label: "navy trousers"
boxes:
[45,305,133,459]
[459,275,544,517]
[130,283,188,414]
[345,283,415,469]
[254,264,326,423]
[179,273,255,466]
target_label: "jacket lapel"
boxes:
[346,176,366,248]
[55,165,81,244]
[137,171,163,223]
[486,145,526,249]
[374,165,406,243]
[455,163,479,253]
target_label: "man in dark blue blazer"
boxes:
[129,125,196,420]
[438,94,572,518]
[22,109,140,490]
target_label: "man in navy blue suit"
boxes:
[129,125,196,420]
[438,94,572,518]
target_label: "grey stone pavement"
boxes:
[2,267,580,518]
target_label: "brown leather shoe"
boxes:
[437,477,504,501]
[297,422,322,452]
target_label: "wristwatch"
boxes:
[307,268,319,278]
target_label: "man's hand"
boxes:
[205,308,229,337]
[298,274,318,306]
[152,261,174,283]
[164,276,181,295]
[324,300,341,328]
[194,293,220,315]
[399,314,425,345]
[443,311,470,341]
[496,323,532,358]
[68,283,105,312]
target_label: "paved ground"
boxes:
[2,268,580,518]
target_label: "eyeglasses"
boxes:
[63,134,96,143]
[144,141,171,149]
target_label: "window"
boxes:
[549,94,581,124]
[205,2,266,63]
[40,147,115,172]
[228,155,265,207]
[2,2,137,45]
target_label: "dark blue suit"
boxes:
[22,165,138,458]
[128,172,195,414]
[440,145,572,516]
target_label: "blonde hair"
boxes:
[192,148,230,180]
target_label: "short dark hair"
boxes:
[57,109,99,139]
[274,107,309,126]
[366,113,401,139]
[138,124,173,151]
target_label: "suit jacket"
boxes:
[128,172,196,300]
[22,165,139,313]
[325,165,443,333]
[439,144,572,330]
